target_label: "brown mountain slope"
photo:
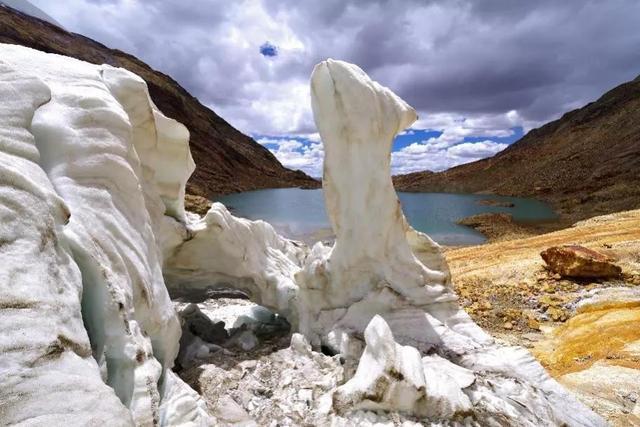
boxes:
[394,76,640,221]
[0,5,319,198]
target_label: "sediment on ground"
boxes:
[446,209,640,426]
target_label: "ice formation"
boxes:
[163,203,302,323]
[0,44,210,426]
[164,59,607,425]
[297,59,606,425]
[0,42,607,426]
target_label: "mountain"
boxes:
[0,5,318,198]
[394,76,640,221]
[0,0,62,27]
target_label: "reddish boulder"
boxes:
[540,245,622,279]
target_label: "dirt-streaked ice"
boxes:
[0,44,210,426]
[0,44,607,426]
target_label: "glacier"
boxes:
[0,44,209,426]
[0,44,606,426]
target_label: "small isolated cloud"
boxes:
[259,41,278,57]
[447,141,508,158]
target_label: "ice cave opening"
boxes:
[167,282,293,372]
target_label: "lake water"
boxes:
[217,188,557,245]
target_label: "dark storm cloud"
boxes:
[32,0,640,135]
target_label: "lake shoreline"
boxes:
[280,212,571,249]
[189,188,570,248]
[455,211,571,244]
[214,188,558,247]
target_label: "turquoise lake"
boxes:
[217,188,557,246]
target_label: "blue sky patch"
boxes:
[259,42,278,57]
[254,127,524,178]
[393,129,442,151]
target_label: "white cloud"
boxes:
[447,141,508,158]
[306,133,322,142]
[257,137,324,177]
[391,139,508,175]
[256,137,282,145]
[31,0,640,174]
[413,111,527,146]
[219,80,316,136]
[32,0,640,140]
[258,133,508,178]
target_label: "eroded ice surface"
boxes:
[0,44,606,426]
[0,44,209,426]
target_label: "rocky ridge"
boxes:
[394,75,640,222]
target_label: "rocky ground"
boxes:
[446,209,640,425]
[455,212,565,243]
[173,299,429,426]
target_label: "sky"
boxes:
[30,0,640,178]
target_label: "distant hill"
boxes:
[0,0,62,27]
[0,5,319,198]
[394,76,640,221]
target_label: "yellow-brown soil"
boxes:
[533,302,640,376]
[445,209,640,425]
[446,209,640,285]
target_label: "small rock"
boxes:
[236,330,258,351]
[503,321,513,330]
[195,344,210,359]
[540,245,622,279]
[180,303,228,344]
[214,395,256,425]
[233,306,290,338]
[527,317,540,330]
[363,410,378,422]
[477,199,515,208]
[546,306,568,322]
[291,333,312,355]
[538,294,566,308]
[522,333,542,342]
[239,359,258,370]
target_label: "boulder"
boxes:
[180,303,229,344]
[541,245,622,278]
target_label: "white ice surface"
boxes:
[0,43,609,426]
[0,44,211,426]
[0,50,133,427]
[303,59,606,426]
